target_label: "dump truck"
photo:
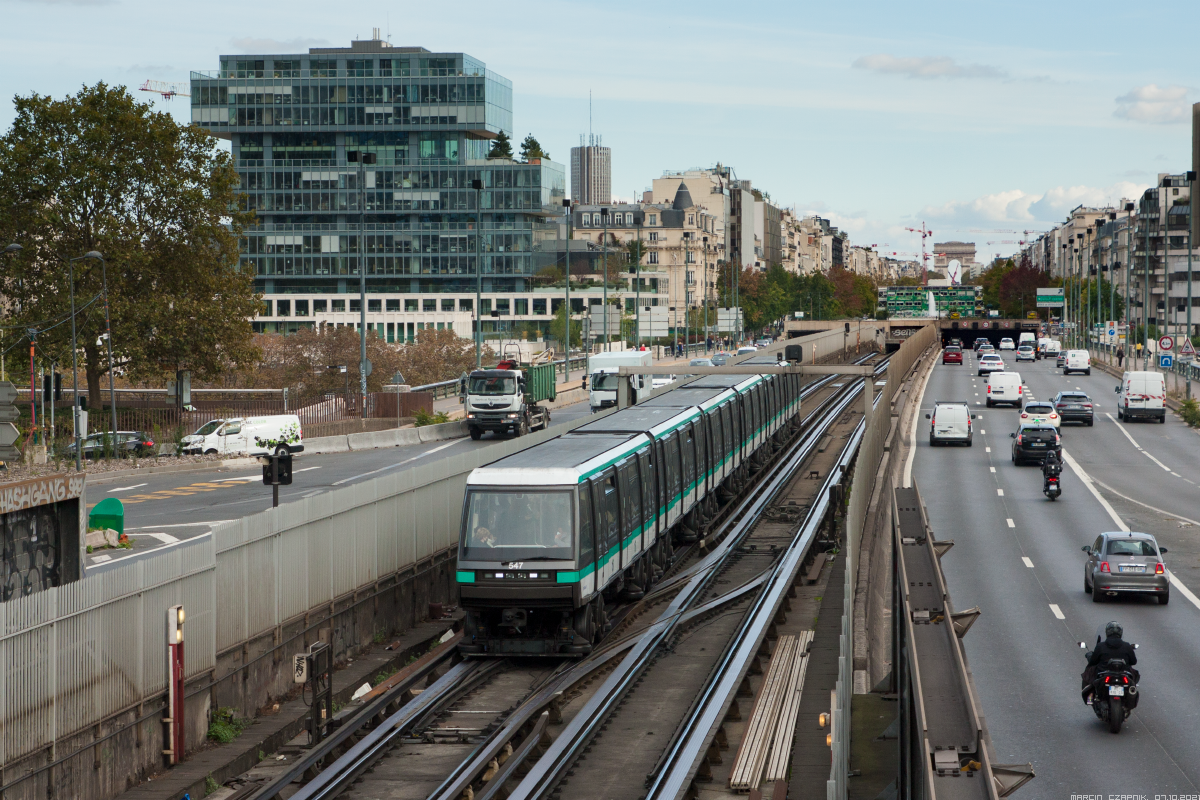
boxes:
[462,349,557,439]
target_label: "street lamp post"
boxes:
[635,217,642,350]
[473,178,484,368]
[348,150,377,419]
[562,198,572,381]
[601,207,609,352]
[65,251,105,471]
[1125,202,1135,366]
[1187,171,1196,400]
[703,235,709,350]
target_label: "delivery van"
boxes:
[1064,349,1091,375]
[182,414,304,456]
[926,401,976,446]
[588,350,654,411]
[1019,332,1037,347]
[986,372,1024,407]
[1116,371,1166,423]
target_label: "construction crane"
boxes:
[139,80,190,101]
[904,222,934,283]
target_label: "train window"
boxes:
[654,440,667,515]
[681,424,695,493]
[664,433,681,501]
[578,484,595,569]
[723,403,734,454]
[638,450,654,526]
[713,405,724,459]
[621,460,641,535]
[461,490,574,562]
[696,416,708,481]
[600,473,620,552]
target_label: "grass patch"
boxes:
[373,665,398,686]
[206,707,250,744]
[205,774,220,795]
[414,409,451,427]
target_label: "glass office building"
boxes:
[190,39,566,339]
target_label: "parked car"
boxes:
[1015,345,1036,362]
[1020,400,1060,429]
[181,414,304,456]
[711,352,730,366]
[65,430,156,459]
[1053,391,1095,425]
[999,337,1016,350]
[1064,349,1091,375]
[942,346,963,365]
[1116,371,1166,423]
[978,354,1006,376]
[1010,423,1061,465]
[736,346,758,356]
[926,401,976,446]
[690,358,714,367]
[986,371,1024,407]
[1082,531,1169,604]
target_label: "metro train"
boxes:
[455,359,807,656]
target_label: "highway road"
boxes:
[912,348,1200,795]
[86,399,595,568]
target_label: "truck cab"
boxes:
[587,351,655,412]
[464,358,557,439]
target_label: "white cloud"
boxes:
[1114,84,1189,124]
[229,37,331,54]
[920,182,1151,227]
[852,54,1006,80]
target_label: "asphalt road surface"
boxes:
[913,349,1200,795]
[86,399,594,569]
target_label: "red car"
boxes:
[942,346,963,364]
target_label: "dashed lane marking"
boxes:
[990,467,996,473]
[1022,557,1034,568]
[997,489,1004,496]
[1050,604,1066,620]
[108,483,147,493]
[985,447,991,452]
[130,532,180,544]
[1007,518,1015,527]
[91,554,111,564]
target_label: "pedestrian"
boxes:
[1116,346,1125,368]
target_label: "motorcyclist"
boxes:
[1081,620,1138,704]
[1041,448,1062,490]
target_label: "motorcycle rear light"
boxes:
[1123,676,1129,683]
[1155,563,1164,574]
[1100,562,1111,573]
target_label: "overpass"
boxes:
[784,318,1043,350]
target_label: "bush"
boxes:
[1180,397,1200,428]
[414,409,450,427]
[207,707,249,743]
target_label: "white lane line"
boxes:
[332,439,465,487]
[1006,518,1015,528]
[294,466,322,474]
[135,532,181,544]
[976,402,982,406]
[903,355,933,489]
[1061,449,1128,531]
[1169,572,1200,610]
[1022,557,1034,568]
[91,554,112,563]
[990,467,996,473]
[997,489,1004,496]
[1049,604,1066,620]
[108,483,147,493]
[985,447,991,452]
[1171,471,1182,477]
[1105,412,1171,471]
[981,430,986,434]
[1089,477,1200,527]
[301,490,323,498]
[126,521,234,529]
[213,475,261,482]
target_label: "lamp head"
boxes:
[84,251,104,260]
[2,243,21,255]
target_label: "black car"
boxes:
[1053,391,1094,425]
[65,431,156,459]
[1010,423,1061,465]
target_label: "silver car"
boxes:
[1082,532,1170,604]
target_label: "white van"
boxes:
[182,414,304,456]
[1064,349,1091,375]
[588,350,654,411]
[986,372,1024,407]
[1116,371,1166,423]
[1036,338,1053,359]
[1019,332,1037,347]
[926,401,976,446]
[1044,340,1062,357]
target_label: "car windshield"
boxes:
[1107,539,1159,557]
[470,376,516,395]
[982,355,1002,361]
[592,373,621,391]
[1020,425,1055,436]
[946,347,961,353]
[1024,404,1053,414]
[461,491,574,562]
[690,359,712,366]
[1059,393,1089,402]
[194,420,222,436]
[1018,346,1033,352]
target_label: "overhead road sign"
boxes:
[1036,288,1064,308]
[1160,354,1174,369]
[1158,335,1174,352]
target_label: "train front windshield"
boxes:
[461,491,574,562]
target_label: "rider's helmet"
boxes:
[1105,621,1123,639]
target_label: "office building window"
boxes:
[386,298,400,312]
[313,299,328,313]
[295,299,309,316]
[423,299,436,311]
[459,298,473,312]
[481,299,492,314]
[514,298,528,315]
[350,298,361,312]
[368,299,382,312]
[442,299,455,311]
[386,322,394,342]
[261,300,272,316]
[533,298,547,314]
[437,322,445,330]
[407,322,415,340]
[276,300,290,317]
[496,299,510,315]
[332,299,346,312]
[406,298,418,311]
[649,252,659,264]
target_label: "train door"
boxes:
[638,448,656,550]
[722,402,736,473]
[577,483,597,599]
[618,458,642,564]
[695,415,709,499]
[654,439,668,533]
[664,432,682,525]
[589,471,620,590]
[681,423,696,512]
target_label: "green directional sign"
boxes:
[1036,288,1064,308]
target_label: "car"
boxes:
[1020,400,1060,429]
[689,358,714,367]
[1082,531,1170,604]
[949,338,962,348]
[1010,423,1061,465]
[1015,345,1036,362]
[942,346,963,365]
[977,354,1006,376]
[711,353,730,366]
[977,345,996,357]
[65,430,156,459]
[999,338,1016,350]
[1064,349,1091,375]
[986,371,1024,407]
[1053,391,1094,425]
[1056,350,1067,369]
[651,374,676,389]
[925,401,976,446]
[736,346,758,356]
[973,339,990,351]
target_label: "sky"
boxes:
[1,0,1196,261]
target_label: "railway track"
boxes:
[243,353,887,800]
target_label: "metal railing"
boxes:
[412,355,591,399]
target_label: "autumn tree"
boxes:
[0,83,261,404]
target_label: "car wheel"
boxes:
[1092,586,1105,603]
[1159,590,1170,605]
[929,436,937,447]
[986,400,993,408]
[1159,416,1166,424]
[1085,369,1091,375]
[1085,573,1092,593]
[1117,408,1123,420]
[469,428,482,440]
[204,449,217,455]
[1087,418,1094,426]
[966,438,973,447]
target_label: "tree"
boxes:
[549,301,581,351]
[0,83,261,405]
[519,133,550,161]
[624,239,647,270]
[488,130,513,159]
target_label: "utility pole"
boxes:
[1188,171,1196,400]
[636,217,643,349]
[563,198,572,380]
[349,150,376,419]
[474,178,484,368]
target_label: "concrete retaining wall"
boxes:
[304,420,468,454]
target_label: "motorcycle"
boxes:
[1043,474,1061,500]
[1079,632,1140,734]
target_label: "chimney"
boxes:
[372,26,381,40]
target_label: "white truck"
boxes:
[588,350,655,412]
[463,353,557,439]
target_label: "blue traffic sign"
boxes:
[1159,354,1174,369]
[1108,328,1116,336]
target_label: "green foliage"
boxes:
[714,262,874,332]
[487,130,513,159]
[550,301,582,350]
[373,665,398,686]
[1180,397,1200,428]
[205,775,220,795]
[0,83,262,404]
[373,628,387,644]
[518,133,550,161]
[414,409,450,427]
[206,707,249,744]
[624,239,648,269]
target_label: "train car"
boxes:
[455,363,805,656]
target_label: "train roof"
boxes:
[684,372,767,392]
[468,432,639,486]
[642,387,737,410]
[573,406,687,434]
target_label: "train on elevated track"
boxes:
[455,358,807,656]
